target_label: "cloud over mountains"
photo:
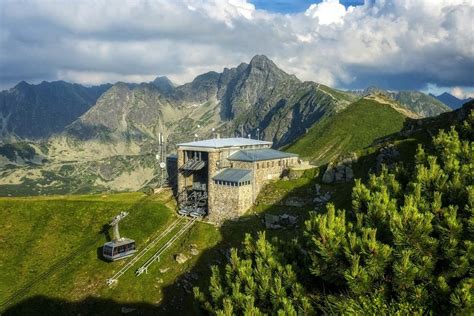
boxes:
[0,0,473,91]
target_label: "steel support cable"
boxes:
[0,195,155,311]
[136,218,197,276]
[106,217,185,286]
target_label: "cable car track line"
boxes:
[136,217,197,276]
[106,216,185,286]
[0,194,157,311]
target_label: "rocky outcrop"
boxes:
[175,253,189,264]
[322,153,357,184]
[313,184,332,207]
[264,213,298,229]
[375,144,400,172]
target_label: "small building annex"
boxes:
[174,137,299,223]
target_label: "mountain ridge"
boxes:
[0,81,112,140]
[432,92,472,110]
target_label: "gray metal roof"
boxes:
[177,137,272,149]
[228,148,298,162]
[212,168,253,183]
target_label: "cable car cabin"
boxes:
[103,238,137,261]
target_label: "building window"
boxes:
[267,162,270,168]
[257,163,259,169]
[278,160,281,166]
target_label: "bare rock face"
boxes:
[322,153,357,184]
[175,253,189,264]
[375,144,400,172]
[189,244,199,256]
[322,165,336,183]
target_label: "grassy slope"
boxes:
[0,192,214,313]
[0,193,169,304]
[285,97,407,165]
[1,191,320,315]
[0,190,292,314]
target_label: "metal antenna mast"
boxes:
[156,132,167,187]
[109,211,129,241]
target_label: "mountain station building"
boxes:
[174,137,299,223]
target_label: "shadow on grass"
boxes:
[4,295,160,316]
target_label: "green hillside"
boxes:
[0,192,223,314]
[0,190,304,314]
[285,97,408,165]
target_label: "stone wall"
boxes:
[207,182,253,223]
[177,149,186,194]
[207,150,220,218]
[238,183,253,213]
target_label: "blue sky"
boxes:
[250,0,364,13]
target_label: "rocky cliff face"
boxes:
[69,55,349,149]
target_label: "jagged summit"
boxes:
[249,54,273,67]
[14,80,31,90]
[151,76,175,94]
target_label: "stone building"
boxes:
[175,137,298,223]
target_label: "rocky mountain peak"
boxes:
[249,54,272,67]
[247,54,292,79]
[363,86,389,97]
[13,80,31,92]
[151,76,175,94]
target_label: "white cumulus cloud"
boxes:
[305,0,350,25]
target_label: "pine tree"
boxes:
[194,232,313,315]
[196,108,474,314]
[304,109,473,313]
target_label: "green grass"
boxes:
[1,182,338,314]
[0,190,287,314]
[0,192,179,311]
[285,98,407,165]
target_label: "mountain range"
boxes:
[0,81,111,141]
[0,55,466,195]
[431,92,473,110]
